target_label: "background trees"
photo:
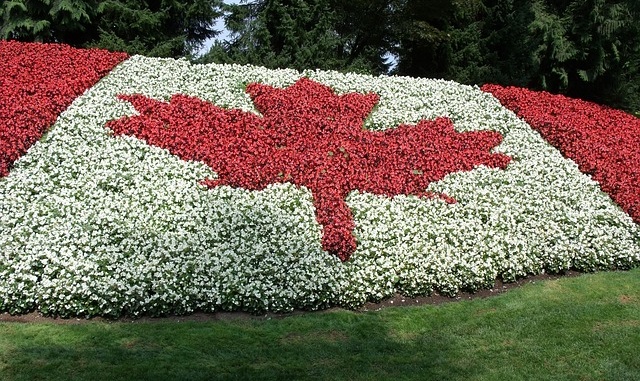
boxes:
[389,0,484,79]
[1,0,638,110]
[394,0,640,111]
[200,0,395,74]
[446,0,640,110]
[0,0,222,56]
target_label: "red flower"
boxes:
[0,41,128,177]
[109,78,511,260]
[483,84,640,224]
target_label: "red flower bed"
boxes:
[482,84,640,223]
[0,41,128,177]
[109,78,511,260]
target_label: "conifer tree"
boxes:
[0,0,222,57]
[201,0,393,74]
[391,0,484,78]
[94,0,222,57]
[0,0,97,45]
[443,0,640,110]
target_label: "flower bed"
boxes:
[482,84,640,224]
[108,78,511,261]
[0,45,638,317]
[0,41,128,177]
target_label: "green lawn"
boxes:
[1,269,639,381]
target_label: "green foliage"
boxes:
[443,0,640,111]
[0,0,97,44]
[0,0,222,57]
[391,0,484,78]
[2,0,639,109]
[202,0,337,70]
[329,0,396,74]
[94,0,222,57]
[200,0,394,74]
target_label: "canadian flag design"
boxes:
[0,41,638,316]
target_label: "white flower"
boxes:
[0,56,638,316]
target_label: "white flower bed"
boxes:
[1,56,638,317]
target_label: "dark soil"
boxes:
[0,270,583,325]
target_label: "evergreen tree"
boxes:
[0,0,97,45]
[391,0,484,78]
[554,0,640,109]
[0,0,222,57]
[95,0,222,57]
[201,0,393,74]
[5,0,637,110]
[445,0,538,87]
[202,0,337,70]
[443,0,640,111]
[329,0,395,74]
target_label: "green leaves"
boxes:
[50,0,93,25]
[443,0,640,112]
[201,0,394,75]
[0,0,222,57]
[1,0,47,41]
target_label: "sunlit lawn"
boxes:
[1,268,639,381]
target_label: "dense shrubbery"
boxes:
[205,0,640,111]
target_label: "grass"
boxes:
[1,269,639,381]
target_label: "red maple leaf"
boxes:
[108,78,511,261]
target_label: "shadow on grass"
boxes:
[2,269,640,381]
[1,311,470,381]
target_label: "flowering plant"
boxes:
[0,41,127,177]
[0,43,638,317]
[109,78,511,261]
[483,84,640,223]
